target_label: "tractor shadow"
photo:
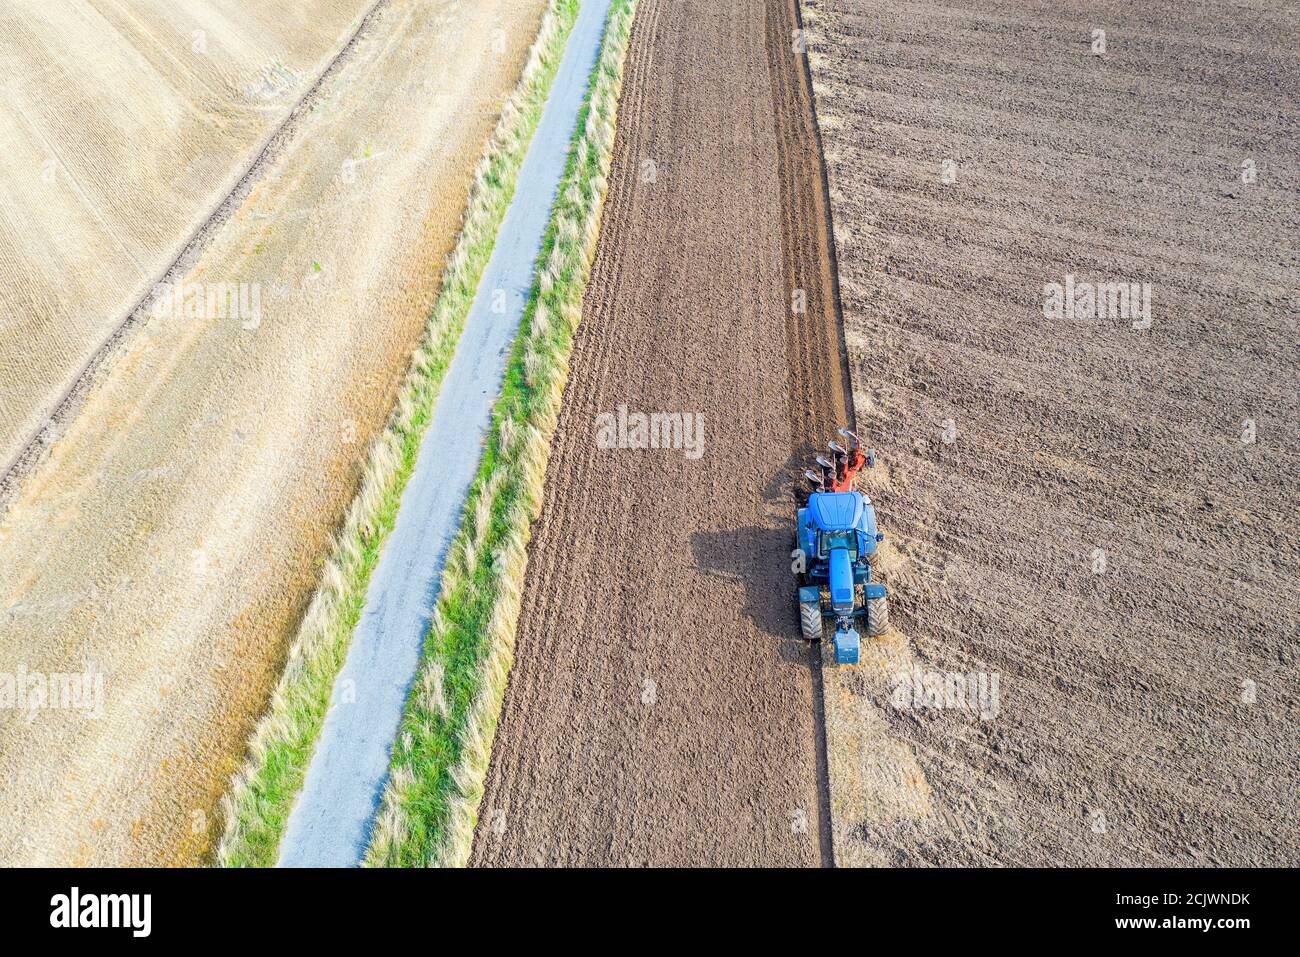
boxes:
[687,522,815,670]
[689,524,795,641]
[761,444,828,507]
[687,446,831,659]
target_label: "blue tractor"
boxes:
[796,429,888,665]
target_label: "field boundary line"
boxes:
[785,0,855,868]
[364,0,638,869]
[215,0,581,867]
[796,0,903,870]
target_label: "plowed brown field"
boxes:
[475,0,1297,868]
[802,0,1298,865]
[470,0,848,867]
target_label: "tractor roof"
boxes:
[808,491,864,531]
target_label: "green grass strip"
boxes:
[364,0,638,868]
[216,0,583,868]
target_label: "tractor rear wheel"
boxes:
[866,596,890,637]
[800,601,823,643]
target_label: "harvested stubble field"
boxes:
[801,0,1298,864]
[0,0,376,480]
[470,0,849,866]
[0,0,547,865]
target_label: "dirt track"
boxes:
[470,0,850,866]
[802,0,1298,864]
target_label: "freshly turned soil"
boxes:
[802,0,1298,865]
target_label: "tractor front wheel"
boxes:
[800,601,824,643]
[866,596,890,637]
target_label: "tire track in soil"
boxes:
[470,0,849,867]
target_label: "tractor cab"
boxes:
[804,490,879,562]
